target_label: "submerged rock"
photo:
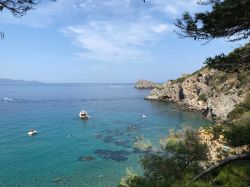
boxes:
[51,178,65,184]
[103,135,116,143]
[114,140,130,148]
[78,156,96,161]
[94,149,130,162]
[104,129,125,136]
[127,125,137,132]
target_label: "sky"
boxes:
[0,0,245,83]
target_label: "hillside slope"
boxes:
[146,43,250,121]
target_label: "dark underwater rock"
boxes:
[51,177,65,184]
[78,156,96,161]
[114,139,131,148]
[103,135,115,143]
[94,149,130,162]
[127,125,137,132]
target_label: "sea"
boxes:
[0,83,209,187]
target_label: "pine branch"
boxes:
[193,153,250,181]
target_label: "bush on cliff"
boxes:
[119,128,208,187]
[225,95,250,147]
[204,43,250,73]
[227,94,250,121]
[197,93,208,102]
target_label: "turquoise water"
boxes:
[0,84,209,187]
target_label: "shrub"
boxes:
[237,90,243,96]
[211,125,224,140]
[133,136,152,152]
[214,161,250,187]
[211,72,228,84]
[225,95,250,147]
[197,73,203,77]
[204,43,250,73]
[197,93,208,102]
[119,168,142,187]
[224,112,250,147]
[237,71,250,86]
[176,77,186,83]
[141,128,208,184]
[227,94,250,120]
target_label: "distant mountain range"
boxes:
[0,78,42,84]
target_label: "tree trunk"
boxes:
[193,153,250,181]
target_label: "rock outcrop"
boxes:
[135,80,161,89]
[198,127,249,168]
[146,67,250,120]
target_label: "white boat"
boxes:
[142,115,146,119]
[28,129,37,136]
[79,110,90,120]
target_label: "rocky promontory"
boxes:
[135,80,161,89]
[146,67,250,120]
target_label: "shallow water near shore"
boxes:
[0,83,209,187]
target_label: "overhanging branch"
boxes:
[193,153,250,181]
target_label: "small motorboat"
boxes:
[142,115,147,119]
[79,110,90,120]
[28,129,37,136]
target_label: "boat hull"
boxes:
[28,131,37,136]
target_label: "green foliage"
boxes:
[237,71,250,86]
[211,71,227,84]
[225,112,250,147]
[225,95,250,147]
[197,93,208,102]
[213,161,250,187]
[119,168,140,187]
[227,105,248,121]
[171,73,192,84]
[208,71,232,92]
[237,90,243,96]
[204,43,250,73]
[176,77,186,83]
[204,125,224,140]
[227,94,250,120]
[125,128,208,186]
[133,136,152,152]
[175,0,250,41]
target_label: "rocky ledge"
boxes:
[146,67,250,121]
[135,80,161,89]
[198,127,249,168]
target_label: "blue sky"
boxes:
[0,0,244,83]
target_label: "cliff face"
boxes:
[146,67,250,120]
[135,80,161,89]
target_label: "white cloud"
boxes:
[164,5,178,16]
[152,24,171,34]
[0,0,200,64]
[149,0,199,17]
[62,20,172,63]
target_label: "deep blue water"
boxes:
[0,84,209,187]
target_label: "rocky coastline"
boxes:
[144,67,250,121]
[135,80,161,89]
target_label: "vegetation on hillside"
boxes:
[225,95,250,147]
[119,128,209,187]
[204,43,250,73]
[201,43,249,92]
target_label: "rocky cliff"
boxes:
[135,80,161,89]
[146,67,250,121]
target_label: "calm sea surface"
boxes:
[0,84,209,187]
